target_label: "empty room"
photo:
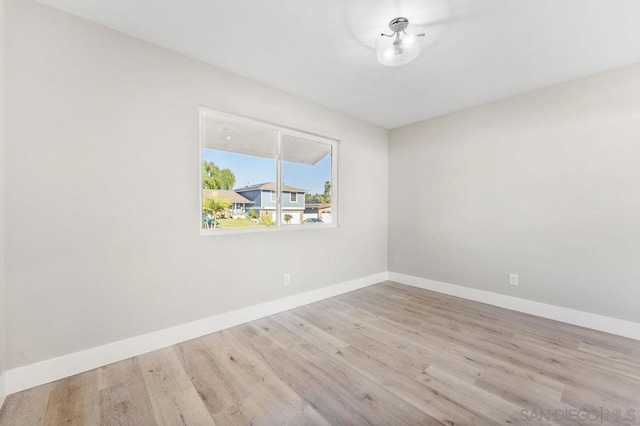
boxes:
[0,0,639,424]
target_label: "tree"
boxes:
[202,161,236,190]
[202,196,232,228]
[283,213,293,224]
[202,161,221,189]
[219,168,236,190]
[304,181,332,204]
[323,181,331,202]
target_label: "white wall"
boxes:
[0,0,6,406]
[4,0,388,369]
[389,63,640,323]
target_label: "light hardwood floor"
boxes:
[1,281,639,425]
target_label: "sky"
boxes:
[203,148,331,194]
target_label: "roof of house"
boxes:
[235,182,308,193]
[202,189,253,204]
[305,203,331,209]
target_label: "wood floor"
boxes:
[1,282,639,425]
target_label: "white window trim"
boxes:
[290,192,298,203]
[199,106,339,235]
[270,191,276,203]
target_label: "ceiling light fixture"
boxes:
[376,17,425,67]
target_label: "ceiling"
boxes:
[39,0,640,129]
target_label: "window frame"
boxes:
[290,192,297,203]
[199,106,339,235]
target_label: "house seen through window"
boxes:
[201,108,337,231]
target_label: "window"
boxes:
[200,108,337,232]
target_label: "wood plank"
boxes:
[211,397,271,426]
[42,370,100,426]
[326,340,493,425]
[240,318,441,425]
[99,358,156,426]
[236,320,416,424]
[138,347,215,425]
[174,337,250,417]
[99,358,145,390]
[0,383,50,425]
[416,366,544,425]
[199,329,329,425]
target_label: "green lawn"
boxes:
[216,218,263,229]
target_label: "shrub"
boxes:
[260,213,275,227]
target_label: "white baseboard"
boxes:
[8,270,636,397]
[5,272,388,395]
[389,272,640,341]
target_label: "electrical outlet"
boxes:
[509,273,519,286]
[284,273,291,286]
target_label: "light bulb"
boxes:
[375,18,425,67]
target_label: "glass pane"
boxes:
[201,111,277,229]
[281,134,333,226]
